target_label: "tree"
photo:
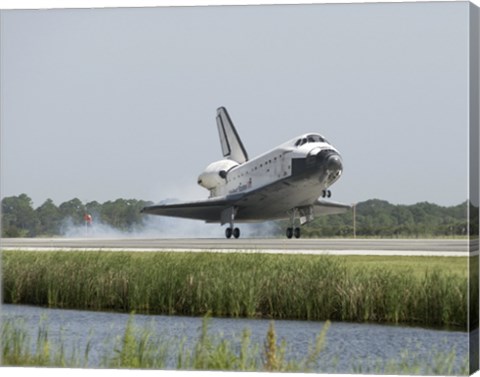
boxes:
[36,199,61,236]
[59,198,85,226]
[100,199,149,231]
[1,194,39,237]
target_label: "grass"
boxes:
[342,255,468,279]
[1,313,469,374]
[1,312,329,372]
[2,250,472,328]
[1,316,92,368]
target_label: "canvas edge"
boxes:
[469,1,480,375]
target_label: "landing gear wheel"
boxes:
[225,227,232,239]
[286,227,293,239]
[327,190,332,198]
[294,227,301,239]
[233,227,240,239]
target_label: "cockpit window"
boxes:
[308,134,326,143]
[295,134,327,147]
[294,138,308,146]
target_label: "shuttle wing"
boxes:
[141,195,351,224]
[216,107,249,164]
[141,198,233,223]
[313,199,351,215]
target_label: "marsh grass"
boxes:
[2,251,471,328]
[1,316,92,367]
[1,312,328,372]
[351,348,469,375]
[1,314,468,375]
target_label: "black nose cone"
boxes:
[327,154,343,172]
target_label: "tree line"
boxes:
[0,194,474,238]
[1,194,152,237]
[301,199,473,238]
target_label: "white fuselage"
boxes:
[198,133,343,215]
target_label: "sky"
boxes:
[0,1,473,208]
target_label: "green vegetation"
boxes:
[301,199,469,238]
[341,255,468,279]
[2,251,470,329]
[1,194,151,237]
[0,194,471,238]
[1,316,91,368]
[1,314,468,374]
[1,313,328,371]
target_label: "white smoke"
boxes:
[60,217,127,239]
[60,215,280,239]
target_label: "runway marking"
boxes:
[2,238,475,257]
[1,247,473,257]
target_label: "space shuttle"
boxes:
[142,107,350,238]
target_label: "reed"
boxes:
[1,316,91,367]
[1,314,468,374]
[2,250,470,328]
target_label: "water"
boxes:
[1,304,469,373]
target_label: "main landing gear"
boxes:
[286,208,303,239]
[222,206,240,239]
[225,226,240,239]
[322,189,332,198]
[286,226,301,239]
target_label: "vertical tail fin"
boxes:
[216,107,249,163]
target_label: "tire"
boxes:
[286,227,293,239]
[294,227,301,239]
[225,227,232,239]
[233,227,240,239]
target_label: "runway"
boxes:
[1,238,475,257]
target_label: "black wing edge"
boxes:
[313,199,352,216]
[141,198,235,223]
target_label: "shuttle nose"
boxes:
[326,154,343,172]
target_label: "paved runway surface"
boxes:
[1,238,476,257]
